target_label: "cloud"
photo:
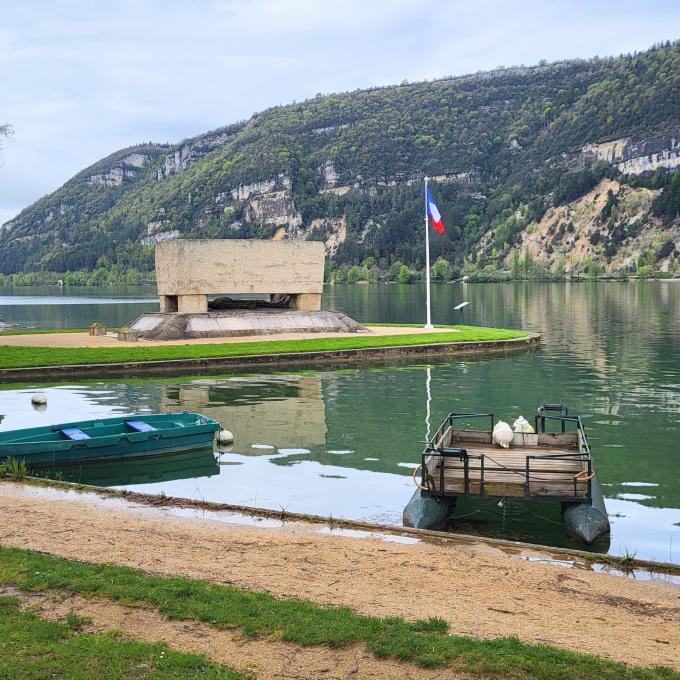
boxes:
[1,0,678,223]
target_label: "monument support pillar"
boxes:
[159,295,178,313]
[177,294,208,313]
[292,293,322,311]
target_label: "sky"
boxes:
[1,0,679,225]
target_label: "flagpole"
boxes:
[424,176,433,329]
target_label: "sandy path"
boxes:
[0,325,454,348]
[8,586,464,680]
[0,481,678,669]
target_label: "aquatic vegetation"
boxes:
[0,457,28,478]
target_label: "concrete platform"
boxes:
[128,309,366,341]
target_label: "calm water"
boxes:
[0,282,679,562]
[0,285,157,330]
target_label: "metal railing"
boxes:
[420,405,593,501]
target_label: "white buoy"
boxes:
[217,429,234,445]
[31,392,47,406]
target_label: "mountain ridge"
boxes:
[2,40,679,279]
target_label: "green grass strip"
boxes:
[0,328,93,336]
[0,325,527,369]
[0,546,676,679]
[0,595,244,679]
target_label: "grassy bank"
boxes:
[0,596,243,679]
[0,327,94,336]
[0,325,528,369]
[0,546,675,679]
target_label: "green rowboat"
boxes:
[0,412,219,466]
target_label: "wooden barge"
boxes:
[404,405,610,543]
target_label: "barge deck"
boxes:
[404,406,610,543]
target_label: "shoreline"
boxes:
[1,477,678,670]
[7,473,679,578]
[0,328,539,380]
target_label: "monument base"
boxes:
[127,309,366,341]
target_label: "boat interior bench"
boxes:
[60,428,91,441]
[125,420,157,433]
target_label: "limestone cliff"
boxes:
[502,179,678,273]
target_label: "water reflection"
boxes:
[32,449,219,487]
[158,376,328,453]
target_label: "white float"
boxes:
[217,429,234,445]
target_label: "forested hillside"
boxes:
[2,40,679,281]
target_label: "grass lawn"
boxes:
[0,325,528,369]
[0,595,244,680]
[0,328,93,336]
[0,546,675,679]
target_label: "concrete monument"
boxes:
[156,239,325,314]
[127,239,364,340]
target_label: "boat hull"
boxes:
[0,412,219,466]
[562,477,610,543]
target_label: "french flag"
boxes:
[426,186,444,234]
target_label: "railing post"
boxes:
[525,456,531,496]
[480,455,485,496]
[439,454,445,496]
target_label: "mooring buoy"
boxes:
[31,392,47,406]
[217,429,234,445]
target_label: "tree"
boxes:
[346,265,364,283]
[397,264,412,283]
[0,124,12,160]
[521,248,533,279]
[511,250,522,279]
[431,257,452,281]
[553,253,566,275]
[388,260,404,281]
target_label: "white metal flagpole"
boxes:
[424,176,433,329]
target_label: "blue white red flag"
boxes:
[426,186,444,234]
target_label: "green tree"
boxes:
[583,258,603,279]
[511,250,522,279]
[553,253,566,275]
[397,264,413,283]
[346,265,364,283]
[431,257,452,281]
[521,248,533,279]
[388,260,404,281]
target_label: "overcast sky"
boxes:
[1,0,678,225]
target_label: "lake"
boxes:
[0,281,679,562]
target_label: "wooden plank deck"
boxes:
[425,428,590,498]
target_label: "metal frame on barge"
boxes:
[420,404,594,502]
[404,404,610,544]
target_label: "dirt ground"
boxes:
[0,481,678,670]
[0,325,454,348]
